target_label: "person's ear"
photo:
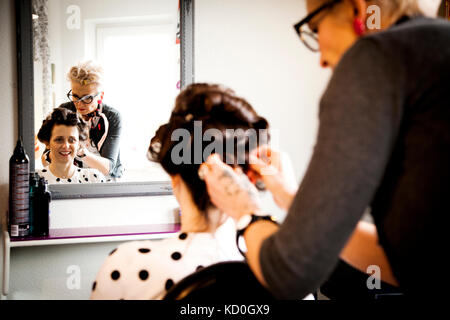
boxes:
[171,174,182,193]
[350,0,367,36]
[350,0,367,20]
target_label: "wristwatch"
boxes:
[236,214,278,258]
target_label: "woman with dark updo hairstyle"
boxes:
[91,83,270,300]
[37,107,106,184]
[149,83,270,218]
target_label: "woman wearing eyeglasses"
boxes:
[42,60,123,179]
[199,0,450,299]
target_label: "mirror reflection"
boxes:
[36,106,108,184]
[32,0,180,184]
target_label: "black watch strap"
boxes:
[236,214,278,258]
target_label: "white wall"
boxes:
[1,0,332,300]
[0,0,18,299]
[195,0,330,181]
[0,0,18,217]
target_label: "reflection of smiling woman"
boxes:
[37,107,106,184]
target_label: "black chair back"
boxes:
[163,261,275,301]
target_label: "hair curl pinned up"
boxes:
[67,60,104,88]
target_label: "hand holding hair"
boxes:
[200,154,262,222]
[249,146,298,210]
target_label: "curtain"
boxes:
[32,0,52,117]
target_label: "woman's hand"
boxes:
[248,146,298,210]
[200,154,262,222]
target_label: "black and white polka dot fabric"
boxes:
[37,167,106,184]
[90,219,243,300]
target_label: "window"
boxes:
[95,20,180,181]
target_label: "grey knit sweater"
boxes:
[260,16,450,298]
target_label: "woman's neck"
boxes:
[175,177,225,234]
[180,203,209,233]
[49,161,76,179]
[179,204,224,234]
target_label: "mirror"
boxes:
[17,0,194,198]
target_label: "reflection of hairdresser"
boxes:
[42,60,123,179]
[37,107,106,184]
[90,84,269,300]
[200,0,450,298]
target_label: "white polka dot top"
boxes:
[90,218,243,300]
[37,167,107,184]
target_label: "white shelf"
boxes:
[9,231,177,247]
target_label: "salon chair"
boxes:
[163,261,276,301]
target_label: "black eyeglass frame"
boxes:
[293,0,342,52]
[67,89,101,105]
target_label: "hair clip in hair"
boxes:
[185,113,194,122]
[151,141,162,154]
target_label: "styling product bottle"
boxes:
[9,138,30,238]
[28,172,39,236]
[33,177,51,237]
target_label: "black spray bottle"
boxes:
[33,177,51,237]
[9,138,30,237]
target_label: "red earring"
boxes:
[353,18,366,36]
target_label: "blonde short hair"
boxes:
[67,60,104,88]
